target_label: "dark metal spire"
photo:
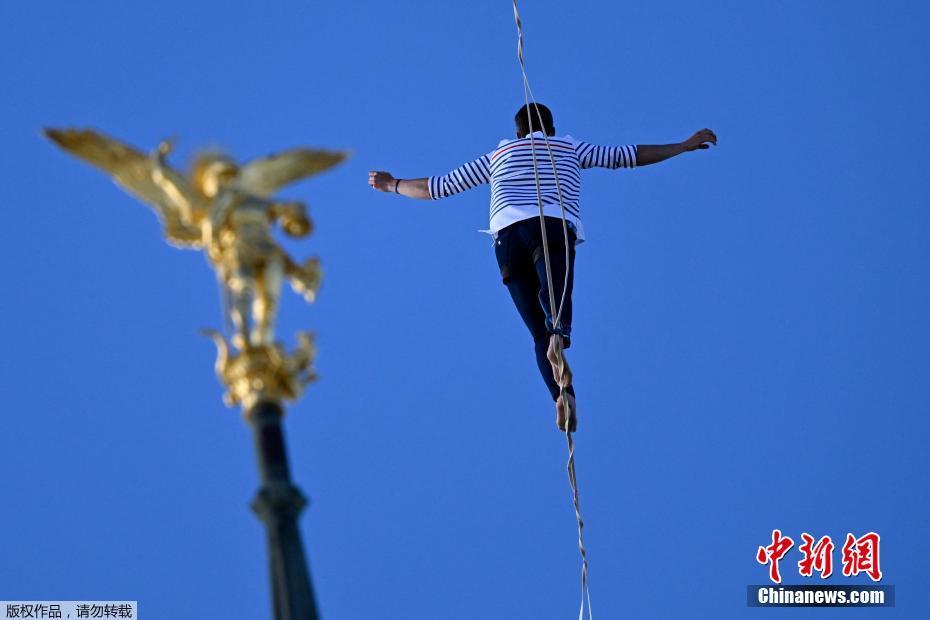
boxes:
[248,400,320,620]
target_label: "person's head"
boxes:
[514,103,555,138]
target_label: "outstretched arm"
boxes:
[150,140,198,223]
[369,153,492,201]
[368,172,431,199]
[637,128,717,166]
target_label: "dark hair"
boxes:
[515,103,555,138]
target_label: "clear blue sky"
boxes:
[2,1,928,618]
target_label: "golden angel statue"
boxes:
[46,127,346,407]
[46,128,345,346]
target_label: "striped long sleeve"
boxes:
[428,154,493,199]
[421,133,637,242]
[574,141,638,169]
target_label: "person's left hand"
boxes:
[682,128,717,151]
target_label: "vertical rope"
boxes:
[512,2,593,618]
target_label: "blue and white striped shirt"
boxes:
[428,132,637,241]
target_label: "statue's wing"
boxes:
[237,148,348,197]
[45,128,204,247]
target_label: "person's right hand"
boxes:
[368,170,396,192]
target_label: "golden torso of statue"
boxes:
[210,190,281,277]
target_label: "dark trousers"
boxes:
[494,216,577,401]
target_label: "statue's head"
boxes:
[192,153,239,198]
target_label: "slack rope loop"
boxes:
[511,2,593,619]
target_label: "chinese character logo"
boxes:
[757,529,883,583]
[757,529,794,584]
[798,533,834,579]
[842,532,883,582]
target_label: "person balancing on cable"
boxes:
[369,103,716,432]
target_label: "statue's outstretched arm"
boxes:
[269,201,313,238]
[150,139,198,225]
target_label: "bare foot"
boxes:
[547,334,573,388]
[556,392,577,432]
